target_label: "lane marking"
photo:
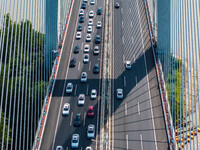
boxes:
[78,61,80,70]
[122,36,124,44]
[122,21,124,28]
[123,54,125,63]
[74,84,77,96]
[83,112,86,126]
[140,134,143,150]
[86,84,89,95]
[135,76,137,86]
[131,21,133,28]
[84,26,86,33]
[125,102,127,115]
[133,54,135,62]
[129,8,131,13]
[137,0,157,147]
[138,102,140,115]
[89,61,91,71]
[66,147,68,150]
[121,8,123,14]
[81,42,83,50]
[70,112,73,126]
[124,76,126,87]
[131,36,134,44]
[126,134,129,150]
[86,12,88,18]
[81,147,83,150]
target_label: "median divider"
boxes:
[32,0,74,149]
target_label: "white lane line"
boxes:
[121,8,123,14]
[81,147,83,150]
[126,134,129,150]
[131,36,134,44]
[70,112,73,126]
[125,102,127,115]
[123,54,125,63]
[122,36,124,44]
[74,84,77,95]
[86,12,88,18]
[89,61,91,71]
[84,26,86,33]
[124,76,126,87]
[122,21,124,28]
[129,8,131,13]
[131,21,133,28]
[78,61,80,70]
[135,76,137,86]
[81,42,83,50]
[83,112,86,126]
[138,102,140,115]
[133,54,135,62]
[86,84,89,95]
[66,147,68,150]
[140,134,143,150]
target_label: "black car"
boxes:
[115,3,120,8]
[97,7,102,15]
[95,35,101,44]
[70,57,76,67]
[77,24,82,31]
[81,3,86,9]
[74,45,79,53]
[93,64,99,74]
[79,16,84,23]
[74,113,81,126]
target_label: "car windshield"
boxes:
[92,93,95,95]
[72,139,78,143]
[67,86,71,89]
[88,110,93,113]
[64,107,68,110]
[88,130,93,133]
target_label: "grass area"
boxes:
[167,56,184,124]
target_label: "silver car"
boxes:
[117,89,123,99]
[81,72,87,82]
[87,124,95,139]
[78,94,85,106]
[66,83,73,93]
[62,103,70,116]
[71,134,79,148]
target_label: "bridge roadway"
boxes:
[112,0,169,150]
[40,0,104,149]
[40,0,169,149]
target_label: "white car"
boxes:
[85,147,93,150]
[81,72,87,82]
[79,9,84,16]
[96,21,102,28]
[88,19,93,26]
[66,83,73,93]
[90,0,95,5]
[87,124,95,139]
[84,45,90,53]
[62,103,70,116]
[93,46,99,55]
[83,54,89,63]
[117,89,123,99]
[78,94,85,105]
[89,11,94,18]
[76,32,81,39]
[125,61,131,69]
[90,89,97,99]
[86,34,91,42]
[87,26,93,33]
[71,134,79,148]
[56,146,63,150]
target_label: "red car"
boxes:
[87,106,94,117]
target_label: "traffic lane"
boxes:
[40,0,81,149]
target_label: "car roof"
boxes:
[117,88,123,91]
[92,89,96,92]
[88,106,94,110]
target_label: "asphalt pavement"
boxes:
[40,0,105,149]
[112,0,169,150]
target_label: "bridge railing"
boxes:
[143,0,176,149]
[32,0,74,149]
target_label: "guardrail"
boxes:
[143,0,176,150]
[32,0,74,149]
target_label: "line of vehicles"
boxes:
[57,0,101,149]
[56,1,129,150]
